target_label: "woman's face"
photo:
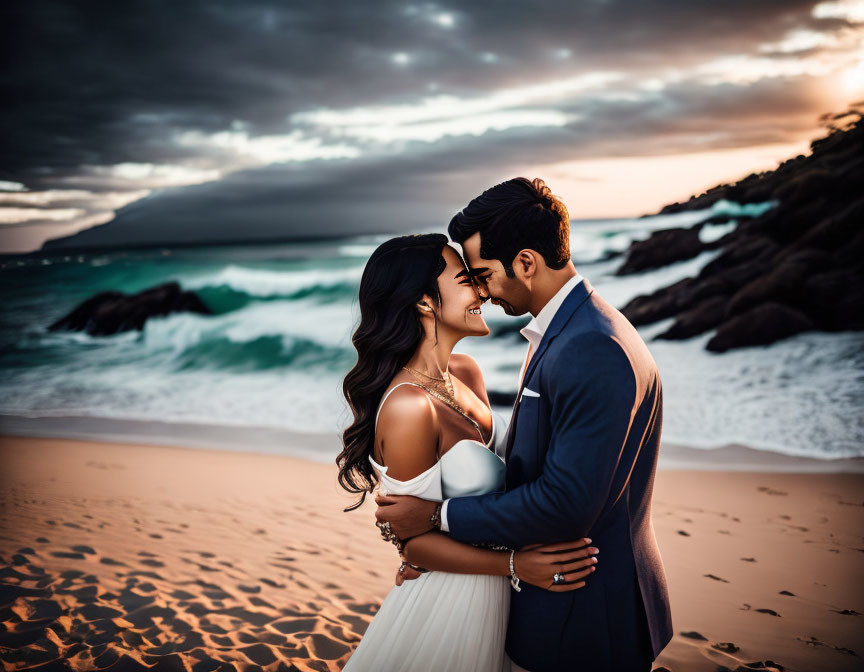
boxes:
[432,245,490,338]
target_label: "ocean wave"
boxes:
[194,281,357,314]
[132,298,355,366]
[172,333,354,372]
[181,264,362,313]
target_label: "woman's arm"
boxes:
[402,530,508,575]
[403,531,599,591]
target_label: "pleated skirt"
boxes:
[343,571,511,672]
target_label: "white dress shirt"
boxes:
[440,272,584,532]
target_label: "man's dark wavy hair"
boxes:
[448,177,570,278]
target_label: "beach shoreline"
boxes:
[2,412,862,473]
[1,433,862,672]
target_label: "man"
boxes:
[376,177,672,671]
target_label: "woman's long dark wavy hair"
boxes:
[337,233,449,511]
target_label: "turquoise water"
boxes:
[1,203,862,459]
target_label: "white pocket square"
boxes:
[521,387,540,398]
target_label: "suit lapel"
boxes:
[504,279,595,463]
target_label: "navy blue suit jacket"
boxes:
[447,279,673,672]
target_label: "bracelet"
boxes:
[430,502,442,529]
[509,549,522,592]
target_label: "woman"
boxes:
[337,234,598,671]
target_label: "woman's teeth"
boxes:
[468,308,481,315]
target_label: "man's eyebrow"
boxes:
[455,267,489,278]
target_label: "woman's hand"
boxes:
[394,562,423,586]
[514,538,598,592]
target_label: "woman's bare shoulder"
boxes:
[375,384,439,480]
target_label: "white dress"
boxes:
[343,382,511,672]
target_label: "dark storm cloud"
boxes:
[1,0,835,177]
[1,0,858,251]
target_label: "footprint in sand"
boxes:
[339,613,371,636]
[740,557,757,562]
[757,486,787,496]
[797,636,857,656]
[680,631,708,641]
[779,590,795,596]
[272,618,319,634]
[139,558,165,567]
[260,578,285,589]
[50,551,86,560]
[346,602,379,617]
[704,574,729,583]
[711,642,739,653]
[676,530,690,537]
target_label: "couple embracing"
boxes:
[336,178,672,671]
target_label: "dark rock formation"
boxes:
[656,295,727,341]
[621,105,864,351]
[48,281,212,336]
[616,227,704,275]
[707,303,814,353]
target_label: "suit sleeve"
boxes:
[445,332,637,548]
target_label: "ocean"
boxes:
[1,199,862,461]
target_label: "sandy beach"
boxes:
[1,434,862,672]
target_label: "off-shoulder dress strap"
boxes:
[374,381,439,463]
[374,382,428,430]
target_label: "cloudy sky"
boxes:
[1,0,863,253]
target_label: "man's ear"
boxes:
[515,250,538,278]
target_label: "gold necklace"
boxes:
[402,367,484,442]
[403,364,454,396]
[402,366,461,411]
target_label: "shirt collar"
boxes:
[519,273,584,347]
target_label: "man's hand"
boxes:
[375,494,438,539]
[514,539,599,592]
[394,563,423,586]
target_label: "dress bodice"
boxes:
[369,382,506,501]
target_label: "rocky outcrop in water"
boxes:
[48,281,212,336]
[620,106,864,352]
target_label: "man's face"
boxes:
[460,232,532,316]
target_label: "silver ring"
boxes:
[552,572,565,584]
